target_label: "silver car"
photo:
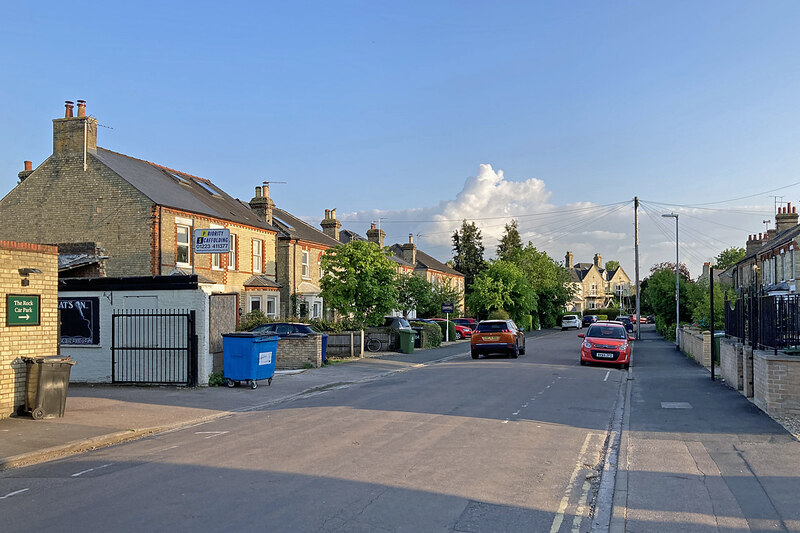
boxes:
[562,314,581,330]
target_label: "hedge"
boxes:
[582,308,620,320]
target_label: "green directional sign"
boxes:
[7,294,40,326]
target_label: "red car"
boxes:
[579,322,632,369]
[429,318,472,340]
[453,318,478,331]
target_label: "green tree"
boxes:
[496,219,523,261]
[396,273,434,319]
[714,247,746,270]
[429,278,463,317]
[605,260,620,272]
[642,266,701,339]
[467,260,535,323]
[452,220,486,292]
[320,241,399,327]
[691,280,729,329]
[509,244,574,329]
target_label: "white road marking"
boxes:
[512,411,520,416]
[196,431,229,439]
[161,445,179,451]
[604,371,610,382]
[0,488,29,499]
[502,420,509,424]
[71,464,112,477]
[549,434,597,533]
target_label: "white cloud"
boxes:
[313,164,773,280]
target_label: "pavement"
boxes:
[610,325,800,532]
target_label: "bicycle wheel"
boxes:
[366,337,382,352]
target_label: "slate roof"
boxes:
[271,208,341,248]
[339,229,366,244]
[243,275,281,289]
[58,252,108,272]
[387,244,463,277]
[92,148,276,232]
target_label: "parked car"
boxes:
[629,314,647,324]
[561,314,581,330]
[471,319,526,359]
[429,318,472,339]
[381,316,412,330]
[617,316,634,333]
[452,317,478,331]
[578,322,632,369]
[582,315,599,328]
[646,315,655,324]
[249,322,329,362]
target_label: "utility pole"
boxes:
[634,197,641,340]
[710,265,715,381]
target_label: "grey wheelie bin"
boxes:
[22,356,76,419]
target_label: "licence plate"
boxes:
[595,352,615,359]
[483,336,499,341]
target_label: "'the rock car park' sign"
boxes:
[193,228,230,254]
[7,294,40,326]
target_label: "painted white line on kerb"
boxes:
[71,464,113,477]
[0,488,29,499]
[549,434,594,533]
[604,371,610,382]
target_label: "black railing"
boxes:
[725,291,800,353]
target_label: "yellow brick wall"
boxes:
[0,242,59,418]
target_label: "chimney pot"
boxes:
[64,100,74,118]
[331,208,336,219]
[409,234,413,244]
[255,186,262,198]
[325,209,330,218]
[76,100,86,117]
[370,222,376,230]
[24,160,32,171]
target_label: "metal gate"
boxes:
[112,309,197,386]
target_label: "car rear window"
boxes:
[476,322,509,333]
[564,315,578,320]
[586,325,626,339]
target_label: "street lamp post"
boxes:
[662,213,680,350]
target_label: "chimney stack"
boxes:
[593,253,603,269]
[565,251,574,269]
[366,222,385,248]
[17,161,34,183]
[53,99,97,155]
[401,233,417,266]
[320,207,342,241]
[249,184,274,225]
[775,202,799,233]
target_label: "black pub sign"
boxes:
[58,297,100,345]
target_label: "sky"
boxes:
[3,1,800,280]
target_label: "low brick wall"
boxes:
[678,327,711,368]
[719,338,743,391]
[276,334,322,370]
[753,350,800,418]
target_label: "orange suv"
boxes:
[471,319,526,359]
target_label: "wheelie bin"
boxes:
[222,332,279,389]
[21,356,76,419]
[398,328,415,354]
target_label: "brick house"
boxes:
[0,101,280,314]
[565,252,632,313]
[729,203,800,294]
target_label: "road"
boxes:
[1,329,626,532]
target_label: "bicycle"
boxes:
[364,332,383,352]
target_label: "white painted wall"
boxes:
[60,288,211,385]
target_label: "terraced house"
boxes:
[0,101,280,312]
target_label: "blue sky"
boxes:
[3,1,800,278]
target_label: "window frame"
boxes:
[228,233,237,271]
[253,239,263,274]
[302,250,310,279]
[176,223,191,267]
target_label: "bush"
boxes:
[434,320,458,341]
[410,321,442,348]
[309,317,362,333]
[208,372,225,387]
[519,314,533,332]
[582,308,620,320]
[237,310,271,331]
[488,309,510,320]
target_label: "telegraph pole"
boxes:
[634,197,641,340]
